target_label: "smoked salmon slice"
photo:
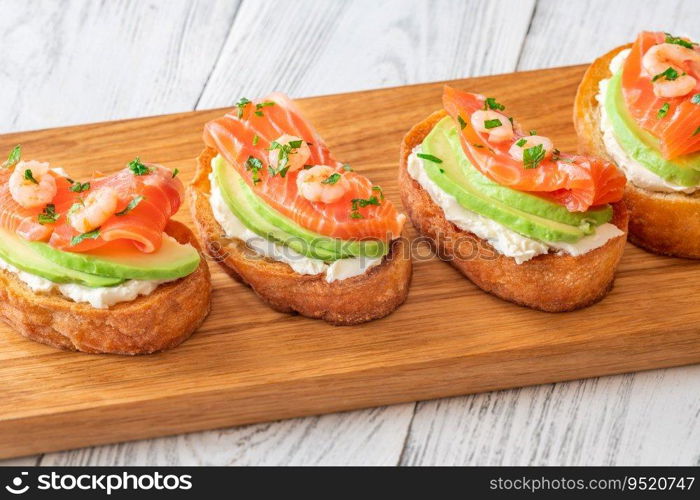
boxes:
[0,159,183,254]
[442,86,626,212]
[621,31,700,159]
[203,93,404,242]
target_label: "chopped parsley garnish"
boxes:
[484,118,502,129]
[71,228,101,247]
[69,181,90,193]
[657,102,670,119]
[693,126,700,137]
[652,67,679,82]
[116,195,144,216]
[252,135,259,146]
[529,130,537,136]
[24,169,38,184]
[245,156,263,184]
[372,185,385,200]
[691,94,700,105]
[321,173,341,185]
[523,143,545,169]
[552,148,561,161]
[457,115,467,129]
[484,97,505,111]
[350,195,381,219]
[439,168,445,174]
[664,33,695,50]
[416,153,442,163]
[37,204,59,225]
[128,157,151,175]
[172,168,179,178]
[235,97,252,118]
[471,143,484,148]
[267,140,302,177]
[515,138,527,147]
[2,144,21,169]
[342,163,353,172]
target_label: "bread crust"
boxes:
[574,44,700,258]
[188,148,412,325]
[0,221,212,354]
[399,110,628,312]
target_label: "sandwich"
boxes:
[0,146,211,354]
[575,31,700,258]
[189,93,411,325]
[399,86,628,312]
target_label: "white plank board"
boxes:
[400,365,700,465]
[517,0,700,70]
[40,404,415,466]
[197,0,536,108]
[0,0,240,133]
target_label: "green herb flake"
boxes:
[245,156,263,184]
[350,212,364,219]
[128,157,151,176]
[515,138,527,147]
[321,173,341,185]
[552,148,561,161]
[657,102,670,119]
[439,168,445,174]
[254,111,263,117]
[484,118,502,129]
[372,185,385,200]
[523,143,546,169]
[70,228,101,247]
[235,97,252,118]
[24,169,38,184]
[254,101,275,117]
[693,126,700,137]
[252,135,260,146]
[691,94,700,105]
[664,33,695,49]
[342,163,353,172]
[2,144,21,169]
[116,195,145,216]
[529,130,537,136]
[172,168,180,178]
[457,115,467,130]
[288,139,303,149]
[37,204,60,225]
[268,139,303,177]
[652,67,679,82]
[484,97,505,111]
[416,153,443,163]
[69,181,90,193]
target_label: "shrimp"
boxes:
[9,160,57,208]
[268,134,311,173]
[470,110,514,143]
[642,42,700,98]
[68,187,119,233]
[508,135,554,162]
[296,165,349,204]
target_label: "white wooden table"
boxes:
[1,0,699,466]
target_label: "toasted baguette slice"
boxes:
[574,44,700,258]
[0,221,211,355]
[399,111,628,312]
[188,148,411,325]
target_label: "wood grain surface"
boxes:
[2,64,700,459]
[2,0,698,468]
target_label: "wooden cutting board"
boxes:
[2,64,700,459]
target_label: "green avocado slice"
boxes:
[212,155,387,261]
[421,118,610,243]
[0,227,124,287]
[29,234,201,281]
[605,70,700,187]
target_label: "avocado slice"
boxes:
[29,234,201,281]
[422,118,603,243]
[0,227,123,287]
[212,155,387,261]
[605,70,700,186]
[434,119,612,229]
